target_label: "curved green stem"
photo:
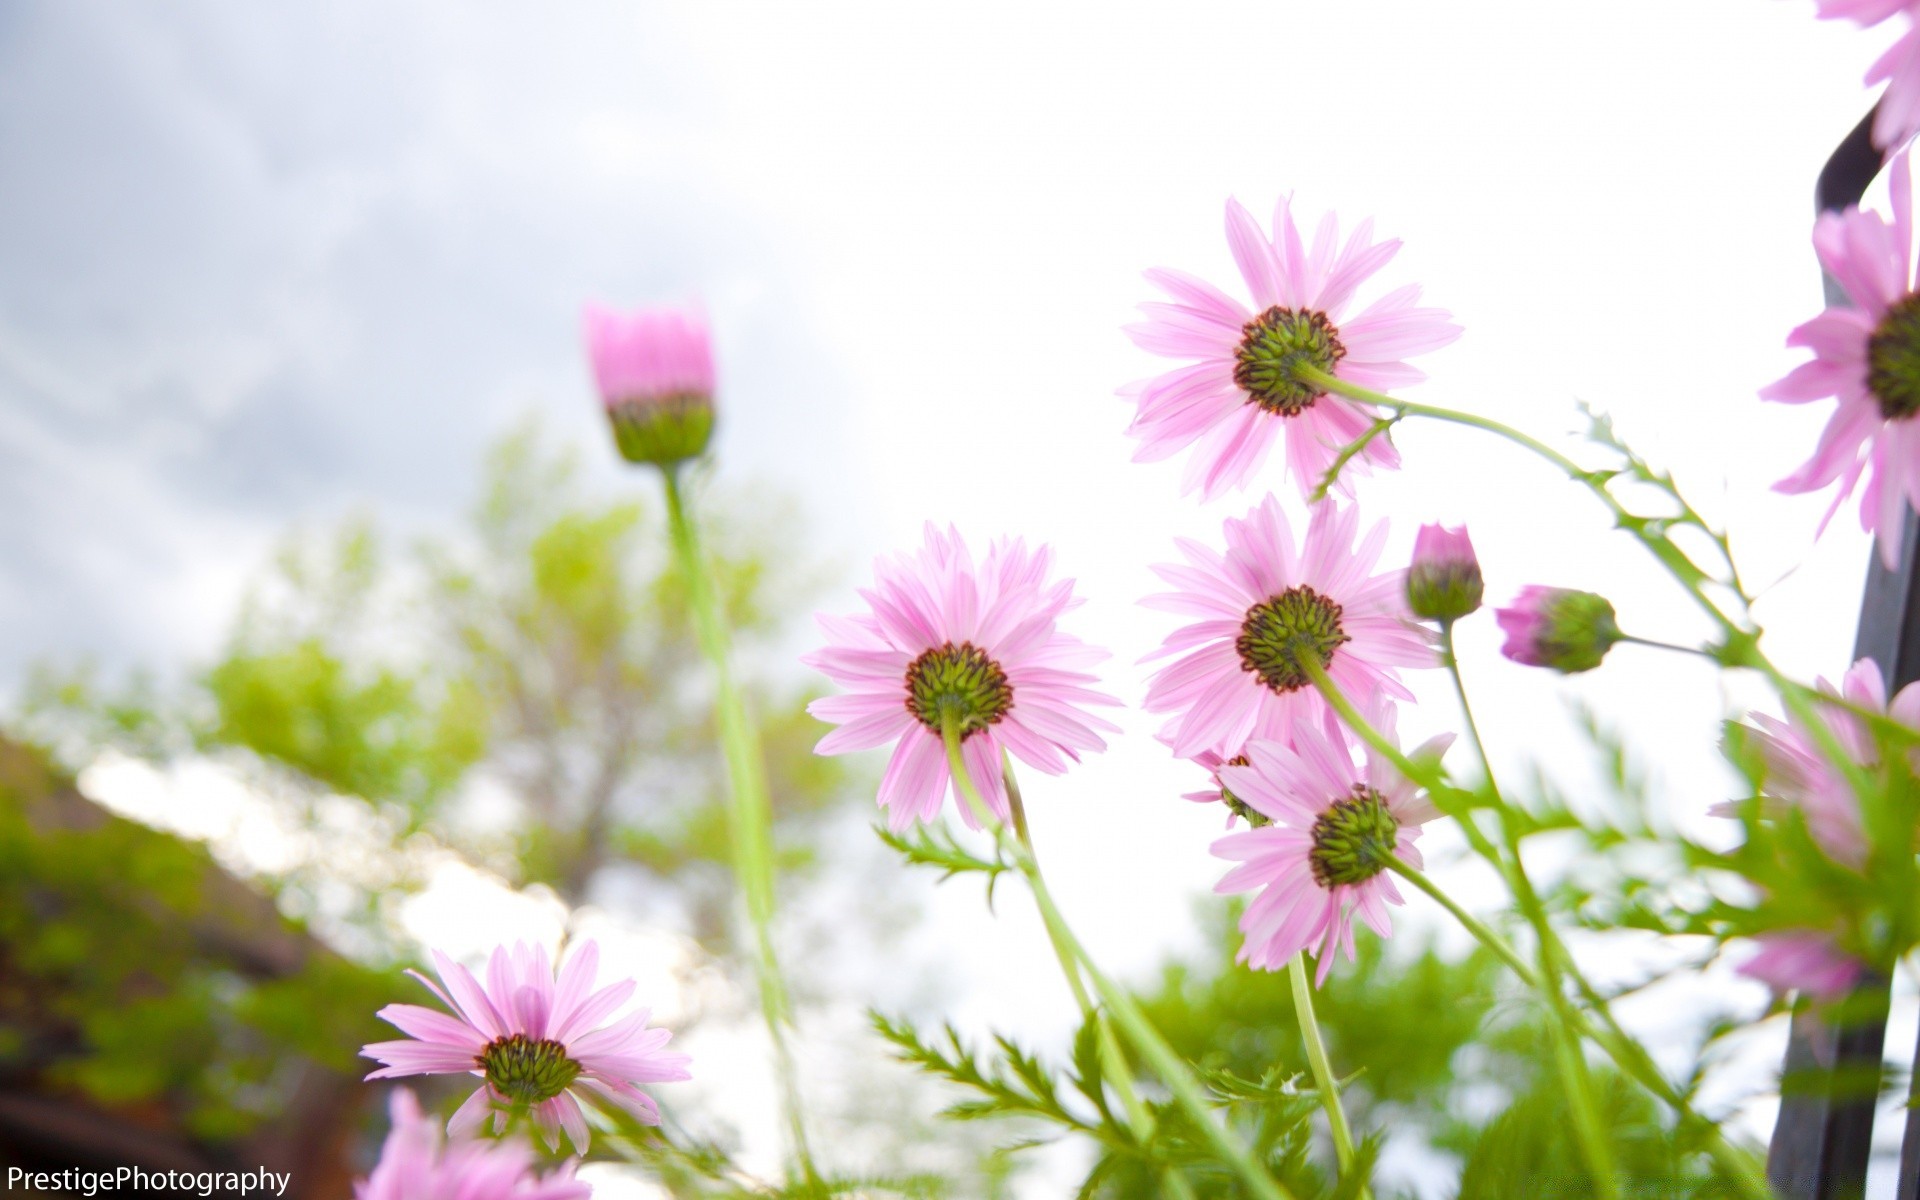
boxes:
[659,468,819,1186]
[997,752,1165,1160]
[1440,624,1618,1198]
[1297,367,1740,638]
[1287,954,1369,1197]
[1388,857,1771,1199]
[938,721,1291,1200]
[1297,652,1766,1198]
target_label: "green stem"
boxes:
[998,753,1163,1156]
[1389,856,1771,1200]
[1287,954,1369,1196]
[1617,633,1716,661]
[1298,367,1741,638]
[938,722,1292,1200]
[1310,411,1402,502]
[659,468,819,1186]
[1439,626,1619,1198]
[1297,652,1767,1198]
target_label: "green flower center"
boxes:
[1868,293,1920,421]
[1215,755,1271,828]
[477,1034,581,1105]
[905,641,1013,739]
[1235,586,1350,693]
[1308,786,1399,887]
[1233,307,1347,416]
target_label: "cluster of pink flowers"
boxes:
[803,193,1481,982]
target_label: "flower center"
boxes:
[905,641,1013,739]
[1868,293,1920,421]
[1233,307,1347,416]
[1308,786,1399,887]
[1215,755,1271,828]
[1235,586,1350,693]
[477,1034,581,1105]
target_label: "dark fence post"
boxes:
[1766,107,1906,1200]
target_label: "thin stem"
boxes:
[999,755,1160,1148]
[659,468,819,1186]
[1299,652,1765,1196]
[1310,411,1402,502]
[1389,856,1772,1200]
[1297,366,1743,638]
[1287,953,1368,1197]
[938,722,1293,1200]
[1617,633,1716,661]
[1439,627,1619,1198]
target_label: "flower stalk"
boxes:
[659,466,819,1187]
[939,718,1292,1200]
[1295,651,1771,1200]
[1286,953,1368,1197]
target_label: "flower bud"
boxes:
[1495,586,1623,674]
[584,303,716,467]
[1406,523,1483,621]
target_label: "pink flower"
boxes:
[362,941,691,1155]
[1734,656,1920,866]
[1736,932,1867,1002]
[1494,586,1624,674]
[1405,523,1483,622]
[1142,496,1433,760]
[1164,708,1291,829]
[1815,1,1920,151]
[583,303,717,467]
[1121,197,1460,500]
[1762,149,1920,567]
[356,1090,590,1200]
[804,525,1121,830]
[1212,706,1450,983]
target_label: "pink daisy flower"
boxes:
[583,302,717,467]
[1733,656,1920,866]
[1122,197,1460,500]
[1816,1,1920,151]
[1164,708,1291,829]
[356,1090,589,1200]
[1762,149,1920,567]
[1143,496,1434,760]
[1736,931,1868,1002]
[1212,706,1451,983]
[804,525,1121,830]
[362,940,691,1155]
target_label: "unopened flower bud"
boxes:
[1495,586,1623,674]
[1406,523,1483,621]
[584,303,716,468]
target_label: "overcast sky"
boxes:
[6,1,1918,1193]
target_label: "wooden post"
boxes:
[1766,107,1902,1200]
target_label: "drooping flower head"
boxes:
[1731,656,1920,866]
[1494,586,1624,674]
[1406,523,1484,622]
[1212,705,1451,983]
[584,303,717,467]
[363,941,691,1155]
[804,525,1121,830]
[1143,496,1433,760]
[1735,931,1869,1003]
[1122,197,1461,500]
[1814,1,1920,152]
[356,1090,591,1200]
[1762,150,1920,567]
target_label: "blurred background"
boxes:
[1,1,1914,1195]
